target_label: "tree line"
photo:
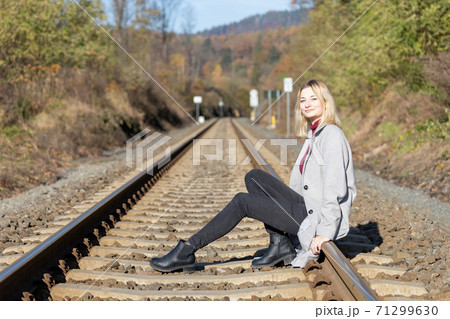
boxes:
[0,0,448,129]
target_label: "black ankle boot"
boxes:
[252,233,296,269]
[150,240,196,273]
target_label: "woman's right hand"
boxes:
[310,235,330,255]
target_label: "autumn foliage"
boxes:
[0,0,448,198]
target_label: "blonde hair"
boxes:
[293,79,341,137]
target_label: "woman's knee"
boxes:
[245,169,262,188]
[233,192,247,204]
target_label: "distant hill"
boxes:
[198,9,309,36]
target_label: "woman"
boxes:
[150,79,357,272]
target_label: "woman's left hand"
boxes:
[310,235,331,255]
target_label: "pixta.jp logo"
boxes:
[126,129,172,175]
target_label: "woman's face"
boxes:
[299,87,324,124]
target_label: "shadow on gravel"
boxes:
[335,221,383,259]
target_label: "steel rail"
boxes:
[0,119,217,300]
[322,242,379,300]
[231,118,379,301]
[230,119,280,179]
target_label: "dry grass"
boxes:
[0,65,193,199]
[346,85,449,202]
[0,80,140,199]
[0,95,133,198]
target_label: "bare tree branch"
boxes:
[152,0,183,61]
[113,0,131,44]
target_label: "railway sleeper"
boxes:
[107,227,266,239]
[356,264,406,279]
[89,245,266,260]
[369,280,428,298]
[114,221,262,232]
[350,253,394,265]
[98,236,269,250]
[78,256,256,271]
[51,282,313,301]
[64,268,306,286]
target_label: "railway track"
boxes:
[0,118,429,301]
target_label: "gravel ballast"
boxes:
[238,118,449,300]
[0,118,448,300]
[0,122,202,252]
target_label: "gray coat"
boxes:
[289,124,357,267]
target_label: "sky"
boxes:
[101,0,293,33]
[178,0,293,33]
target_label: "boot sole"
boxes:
[150,261,196,273]
[251,253,296,269]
